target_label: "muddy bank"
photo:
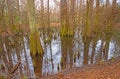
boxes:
[42,56,120,79]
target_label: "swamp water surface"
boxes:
[0,29,120,79]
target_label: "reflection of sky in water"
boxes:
[9,33,117,78]
[39,33,118,74]
[24,37,35,77]
[41,38,116,73]
[42,38,61,74]
[2,33,119,77]
[96,40,115,59]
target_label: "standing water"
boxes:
[0,28,120,79]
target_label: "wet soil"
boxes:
[42,56,120,79]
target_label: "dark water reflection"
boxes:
[0,29,120,78]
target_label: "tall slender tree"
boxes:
[60,0,71,36]
[47,0,50,28]
[40,0,45,27]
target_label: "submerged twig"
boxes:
[9,61,21,74]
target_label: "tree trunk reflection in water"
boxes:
[23,36,31,76]
[69,37,73,68]
[13,36,23,78]
[1,37,13,78]
[91,35,98,64]
[50,42,54,72]
[99,39,104,61]
[104,33,112,61]
[61,37,67,70]
[83,36,91,65]
[61,37,73,70]
[31,54,43,78]
[3,37,13,67]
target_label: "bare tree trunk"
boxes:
[26,0,44,77]
[69,0,75,28]
[47,0,50,28]
[7,0,16,33]
[60,0,70,36]
[0,0,5,22]
[40,0,45,27]
[112,0,117,25]
[83,0,93,38]
[93,0,100,32]
[26,0,44,55]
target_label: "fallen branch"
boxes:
[10,61,21,74]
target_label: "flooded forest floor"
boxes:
[42,56,120,79]
[0,28,120,79]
